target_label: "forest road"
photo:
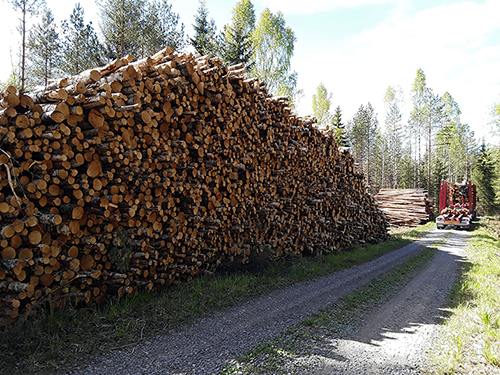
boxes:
[65,228,466,375]
[311,228,467,375]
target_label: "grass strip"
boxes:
[0,223,434,374]
[427,219,500,375]
[222,237,442,374]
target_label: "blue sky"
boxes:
[1,0,499,141]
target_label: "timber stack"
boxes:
[375,188,433,227]
[0,47,387,320]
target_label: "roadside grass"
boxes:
[222,234,444,374]
[427,218,500,375]
[0,222,434,374]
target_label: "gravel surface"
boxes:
[309,229,468,374]
[65,229,454,375]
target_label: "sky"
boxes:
[1,0,499,142]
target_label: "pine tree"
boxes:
[384,86,403,188]
[27,8,60,86]
[140,0,185,57]
[60,3,106,75]
[98,0,144,59]
[7,0,46,91]
[190,0,218,56]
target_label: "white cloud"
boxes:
[255,0,400,14]
[294,0,500,141]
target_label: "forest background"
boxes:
[1,0,500,215]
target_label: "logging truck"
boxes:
[436,180,476,230]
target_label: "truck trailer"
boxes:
[436,180,476,230]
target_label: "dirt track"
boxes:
[65,228,466,375]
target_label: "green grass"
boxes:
[0,223,434,375]
[222,235,442,374]
[427,218,500,375]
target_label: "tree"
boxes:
[220,0,255,68]
[349,103,378,189]
[190,0,218,57]
[409,69,428,188]
[140,0,185,56]
[491,99,500,137]
[424,88,442,192]
[384,86,404,188]
[60,3,105,75]
[250,8,295,95]
[98,0,144,59]
[7,0,46,91]
[332,106,348,146]
[27,8,60,86]
[473,143,499,215]
[311,83,331,127]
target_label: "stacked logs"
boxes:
[0,47,387,320]
[375,188,433,227]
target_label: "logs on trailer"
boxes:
[375,189,433,227]
[0,47,388,320]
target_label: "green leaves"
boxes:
[250,8,296,95]
[311,83,332,126]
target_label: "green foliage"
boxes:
[383,86,404,188]
[311,83,331,126]
[6,0,47,91]
[139,0,186,57]
[190,0,218,57]
[0,70,21,91]
[60,3,106,75]
[332,106,348,146]
[348,102,378,190]
[220,0,255,68]
[250,8,296,95]
[473,144,499,215]
[27,8,60,86]
[98,0,144,59]
[429,220,500,374]
[491,99,500,136]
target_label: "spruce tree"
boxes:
[473,144,499,215]
[332,106,348,146]
[220,0,255,68]
[190,0,218,56]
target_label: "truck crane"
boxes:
[436,180,476,230]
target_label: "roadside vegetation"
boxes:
[0,223,432,374]
[428,218,500,374]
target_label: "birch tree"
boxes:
[311,83,331,127]
[251,8,295,95]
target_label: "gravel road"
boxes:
[310,229,468,374]
[65,228,464,375]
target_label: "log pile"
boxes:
[374,188,433,227]
[0,47,387,320]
